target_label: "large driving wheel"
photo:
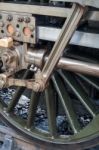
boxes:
[0,46,99,150]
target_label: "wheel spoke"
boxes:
[52,75,81,134]
[77,74,99,90]
[27,92,41,129]
[45,83,57,137]
[59,71,97,117]
[7,70,33,113]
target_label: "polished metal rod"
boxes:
[26,51,99,77]
[58,57,99,77]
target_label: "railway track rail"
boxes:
[0,122,99,150]
[0,125,99,150]
[0,124,42,150]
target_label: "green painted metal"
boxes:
[52,74,81,134]
[1,99,99,144]
[27,92,41,129]
[1,70,99,145]
[7,70,32,113]
[45,84,57,137]
[59,71,97,117]
[78,74,99,91]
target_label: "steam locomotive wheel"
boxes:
[0,48,99,150]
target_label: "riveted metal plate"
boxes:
[0,11,36,44]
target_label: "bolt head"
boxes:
[24,17,31,23]
[29,25,34,31]
[17,17,24,22]
[0,21,4,27]
[15,31,21,37]
[7,15,13,21]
